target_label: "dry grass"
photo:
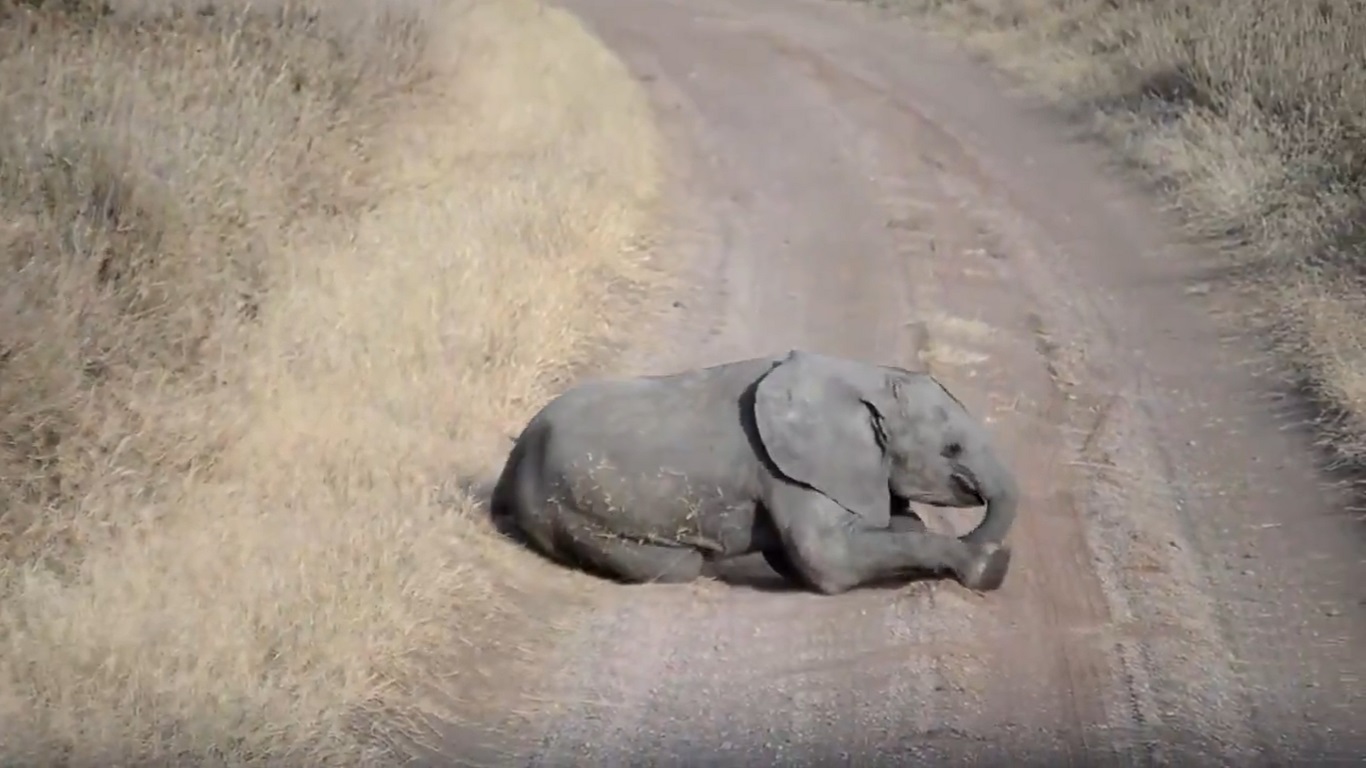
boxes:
[0,0,660,764]
[878,0,1366,477]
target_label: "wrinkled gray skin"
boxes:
[491,350,1018,595]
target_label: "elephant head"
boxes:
[752,350,1018,545]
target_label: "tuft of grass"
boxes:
[0,0,661,764]
[882,0,1366,477]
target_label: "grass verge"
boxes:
[876,0,1366,487]
[0,0,661,764]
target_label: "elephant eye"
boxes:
[942,441,963,459]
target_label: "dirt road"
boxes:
[514,0,1366,763]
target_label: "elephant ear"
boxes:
[753,351,890,523]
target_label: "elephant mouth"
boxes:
[950,471,984,506]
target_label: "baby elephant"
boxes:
[491,350,1018,595]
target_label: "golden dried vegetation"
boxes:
[0,0,660,763]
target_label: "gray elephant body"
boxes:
[491,350,1017,595]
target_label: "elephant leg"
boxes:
[520,503,706,585]
[764,512,926,585]
[768,484,1009,595]
[561,525,706,585]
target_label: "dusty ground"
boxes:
[485,0,1366,764]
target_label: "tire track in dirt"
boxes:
[500,0,1366,764]
[760,28,1257,758]
[828,12,1366,755]
[774,33,1148,761]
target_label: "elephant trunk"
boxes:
[959,451,1018,546]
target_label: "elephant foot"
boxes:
[768,513,927,585]
[957,543,1011,592]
